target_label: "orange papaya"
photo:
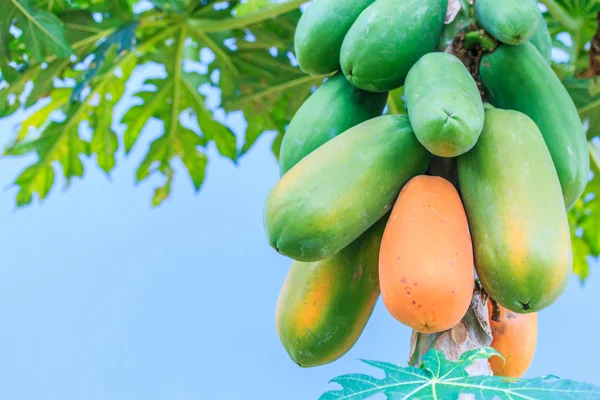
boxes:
[487,301,538,378]
[379,175,474,334]
[275,216,387,367]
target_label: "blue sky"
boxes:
[0,79,599,399]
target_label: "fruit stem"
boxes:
[539,0,584,32]
[464,30,498,52]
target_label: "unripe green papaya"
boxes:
[275,215,387,367]
[340,0,446,92]
[457,108,572,313]
[475,0,539,45]
[264,115,431,262]
[405,52,484,157]
[279,73,387,176]
[294,0,377,76]
[530,11,552,63]
[480,43,589,210]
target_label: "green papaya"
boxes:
[480,42,589,210]
[405,52,484,157]
[275,215,387,367]
[475,0,539,45]
[340,0,446,92]
[294,0,377,76]
[279,73,387,176]
[457,108,572,313]
[264,115,430,262]
[529,10,552,62]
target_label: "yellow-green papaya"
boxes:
[264,115,430,262]
[340,0,446,92]
[275,216,387,367]
[294,0,377,75]
[457,107,572,313]
[480,43,589,210]
[279,73,387,176]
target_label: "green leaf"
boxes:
[9,0,74,60]
[148,0,188,13]
[122,26,229,204]
[0,2,19,83]
[564,78,600,139]
[569,141,600,281]
[321,348,600,400]
[71,21,138,102]
[387,86,407,115]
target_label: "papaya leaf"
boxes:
[387,86,407,115]
[71,21,139,102]
[569,141,600,283]
[321,347,600,400]
[7,0,73,61]
[148,0,188,13]
[122,25,233,204]
[564,78,600,139]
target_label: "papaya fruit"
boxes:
[405,52,484,157]
[279,73,387,176]
[457,108,572,313]
[530,11,552,63]
[480,42,589,210]
[275,216,387,367]
[340,0,446,92]
[264,114,431,262]
[379,175,474,333]
[294,0,377,76]
[474,0,539,45]
[487,301,538,378]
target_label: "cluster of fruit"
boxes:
[263,0,589,378]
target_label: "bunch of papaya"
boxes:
[264,0,588,375]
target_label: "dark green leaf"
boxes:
[71,21,138,102]
[564,78,600,139]
[321,348,600,400]
[9,0,74,60]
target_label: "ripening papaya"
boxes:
[379,175,474,334]
[457,108,572,313]
[264,115,431,262]
[276,216,387,367]
[340,0,446,92]
[487,301,538,378]
[480,42,590,210]
[474,0,539,45]
[405,52,484,157]
[294,0,377,75]
[279,73,387,176]
[529,10,552,63]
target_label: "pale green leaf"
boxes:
[387,86,407,115]
[148,0,188,13]
[321,348,600,400]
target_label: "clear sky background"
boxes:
[0,67,599,399]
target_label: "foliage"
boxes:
[320,347,600,400]
[0,0,599,280]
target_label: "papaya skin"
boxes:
[405,52,484,157]
[294,0,377,76]
[275,217,387,368]
[487,301,538,378]
[457,108,572,313]
[379,175,474,334]
[264,115,431,262]
[480,42,589,210]
[279,73,387,176]
[475,0,539,45]
[340,0,446,92]
[530,10,552,63]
